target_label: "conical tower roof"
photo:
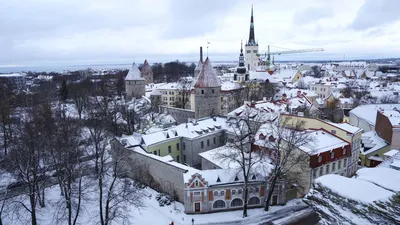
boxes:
[194,57,221,88]
[141,59,153,76]
[125,62,144,81]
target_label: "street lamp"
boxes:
[192,218,194,225]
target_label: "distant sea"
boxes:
[0,63,136,73]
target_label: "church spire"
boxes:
[247,5,257,46]
[239,40,245,67]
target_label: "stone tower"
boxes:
[234,40,249,82]
[140,59,153,84]
[125,62,145,99]
[194,57,221,119]
[245,5,259,72]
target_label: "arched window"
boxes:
[238,189,242,195]
[249,188,254,193]
[232,190,236,195]
[213,200,226,209]
[231,198,243,207]
[248,197,261,205]
[220,191,224,196]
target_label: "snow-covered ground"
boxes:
[2,177,303,225]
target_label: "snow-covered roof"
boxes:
[0,73,26,77]
[380,110,400,126]
[183,168,265,187]
[140,117,227,146]
[350,104,400,126]
[221,81,243,91]
[228,101,284,123]
[356,167,400,192]
[150,89,162,96]
[156,82,179,90]
[299,130,349,155]
[194,57,221,88]
[326,122,362,134]
[384,149,399,157]
[360,130,388,155]
[315,174,394,204]
[125,63,144,81]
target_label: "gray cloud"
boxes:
[350,0,400,30]
[293,6,334,25]
[161,0,238,39]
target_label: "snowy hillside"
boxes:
[304,173,400,225]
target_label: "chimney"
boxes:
[200,46,203,63]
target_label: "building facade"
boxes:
[0,73,26,89]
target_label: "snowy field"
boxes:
[2,178,301,225]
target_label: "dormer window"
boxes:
[331,151,335,159]
[251,174,256,180]
[343,148,346,155]
[318,155,322,163]
[234,176,239,181]
[216,176,221,183]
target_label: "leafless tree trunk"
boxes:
[175,78,192,109]
[215,109,268,217]
[262,116,315,211]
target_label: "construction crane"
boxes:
[259,45,324,74]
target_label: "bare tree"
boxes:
[295,78,307,89]
[70,81,89,120]
[380,94,399,103]
[174,78,192,109]
[260,116,314,211]
[215,110,268,217]
[0,83,14,156]
[51,106,86,225]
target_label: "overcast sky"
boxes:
[1,0,400,66]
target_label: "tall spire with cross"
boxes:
[247,5,257,46]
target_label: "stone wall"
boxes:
[125,80,146,99]
[111,139,187,201]
[194,87,221,119]
[160,106,195,124]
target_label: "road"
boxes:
[195,204,319,225]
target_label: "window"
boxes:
[318,155,322,163]
[231,198,243,207]
[332,162,336,171]
[201,141,204,148]
[331,130,336,134]
[249,188,254,193]
[153,151,157,155]
[220,191,224,196]
[194,191,200,196]
[177,155,180,162]
[255,187,259,193]
[183,143,186,150]
[158,149,160,155]
[238,189,242,195]
[195,180,199,187]
[326,165,329,174]
[248,197,260,205]
[343,148,346,155]
[232,190,236,195]
[201,90,204,94]
[338,160,341,169]
[168,146,171,153]
[176,143,180,150]
[213,137,216,144]
[221,97,223,101]
[212,89,214,94]
[313,169,317,178]
[331,151,335,159]
[253,50,258,53]
[343,158,347,166]
[213,200,226,209]
[247,50,251,53]
[214,191,218,196]
[207,140,210,146]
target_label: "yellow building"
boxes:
[280,114,363,176]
